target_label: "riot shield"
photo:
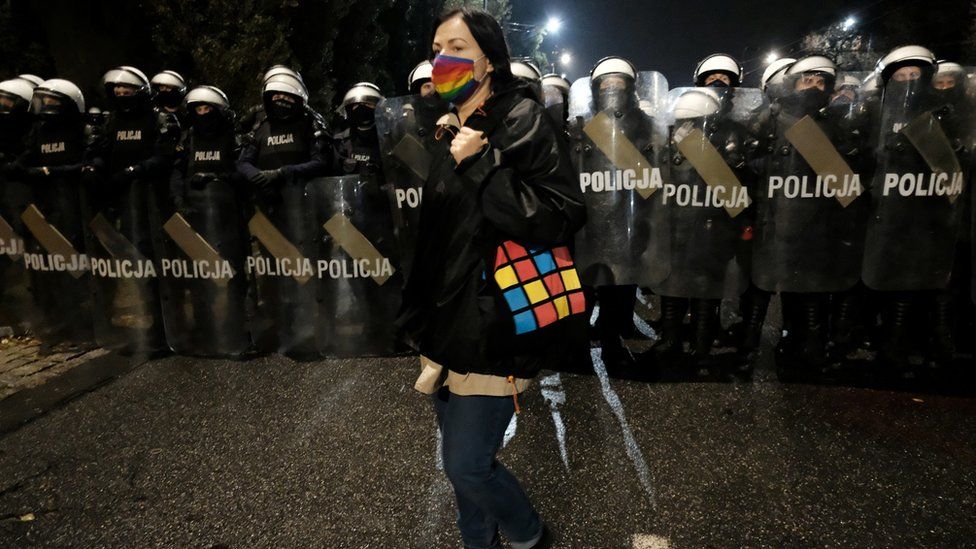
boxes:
[374,95,450,279]
[20,172,94,345]
[150,175,251,357]
[0,172,32,334]
[651,87,764,299]
[568,71,670,287]
[542,84,567,129]
[752,80,873,293]
[862,79,970,291]
[80,173,166,353]
[246,174,318,357]
[307,175,402,357]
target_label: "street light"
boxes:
[560,52,572,66]
[546,17,563,34]
[842,16,856,31]
[766,52,779,64]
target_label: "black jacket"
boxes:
[397,80,587,379]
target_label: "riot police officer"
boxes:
[87,66,180,185]
[238,72,331,190]
[541,73,571,130]
[20,79,93,343]
[863,45,967,372]
[0,77,39,332]
[82,66,179,351]
[23,79,87,179]
[655,86,758,376]
[761,58,796,100]
[171,86,240,208]
[151,70,188,127]
[573,56,659,368]
[161,85,251,356]
[335,82,384,176]
[511,60,543,99]
[0,77,35,175]
[237,73,331,356]
[408,60,436,97]
[755,54,871,377]
[694,53,744,88]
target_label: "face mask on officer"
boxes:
[266,92,301,120]
[831,88,856,107]
[704,73,732,88]
[110,84,146,113]
[595,75,635,113]
[155,85,183,110]
[930,74,964,105]
[191,104,224,133]
[346,103,376,131]
[886,65,927,110]
[793,73,831,114]
[36,95,71,122]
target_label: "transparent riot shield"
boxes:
[151,175,251,357]
[752,77,873,293]
[651,87,764,299]
[80,172,166,353]
[374,95,451,280]
[20,172,94,345]
[246,174,318,357]
[568,71,670,287]
[307,175,402,357]
[862,79,971,291]
[0,172,32,334]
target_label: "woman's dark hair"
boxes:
[430,7,514,92]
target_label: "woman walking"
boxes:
[397,7,587,549]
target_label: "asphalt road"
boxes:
[1,340,975,548]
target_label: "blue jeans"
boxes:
[432,388,542,549]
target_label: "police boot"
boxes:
[828,290,860,362]
[928,291,955,365]
[796,294,828,373]
[738,287,771,354]
[689,298,719,376]
[776,293,805,381]
[878,295,913,376]
[653,295,686,359]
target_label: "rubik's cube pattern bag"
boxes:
[491,240,587,335]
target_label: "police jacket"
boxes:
[236,110,331,181]
[397,79,587,379]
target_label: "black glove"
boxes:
[261,169,282,184]
[189,172,217,189]
[249,171,275,200]
[125,164,145,179]
[25,167,50,178]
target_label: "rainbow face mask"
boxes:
[431,54,485,105]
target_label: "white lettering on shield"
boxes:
[881,172,964,198]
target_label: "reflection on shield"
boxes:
[20,172,94,345]
[862,80,972,291]
[0,173,32,334]
[246,176,318,357]
[308,175,402,358]
[753,78,872,294]
[568,71,671,287]
[652,87,765,299]
[81,174,166,353]
[374,95,451,280]
[151,177,250,357]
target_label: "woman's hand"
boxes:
[450,127,488,165]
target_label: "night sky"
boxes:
[513,0,883,87]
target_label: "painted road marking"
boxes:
[591,347,657,507]
[633,534,670,548]
[539,373,571,470]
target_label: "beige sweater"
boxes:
[414,355,532,397]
